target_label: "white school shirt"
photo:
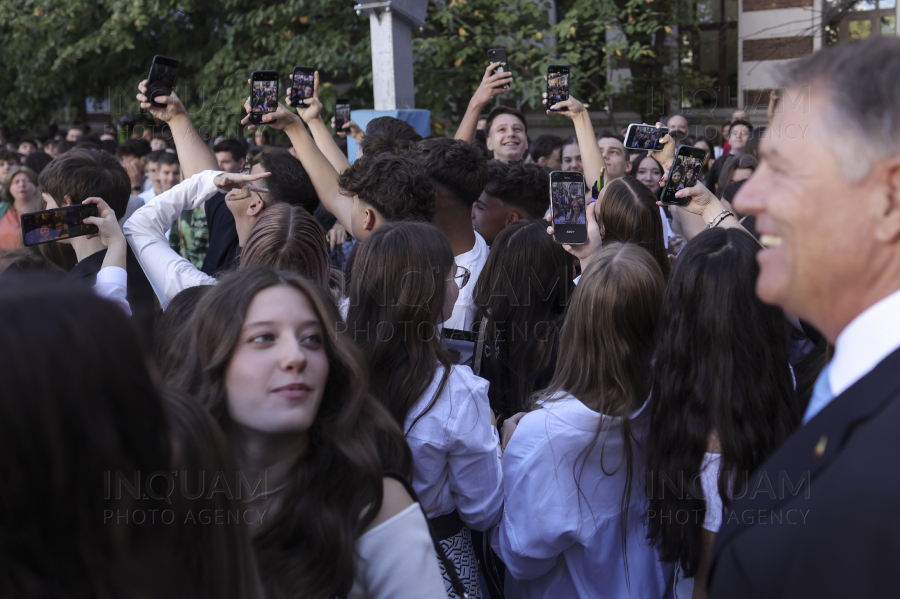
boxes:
[93,266,131,316]
[493,394,674,599]
[348,503,447,599]
[123,170,224,310]
[444,231,489,335]
[807,287,900,422]
[404,364,503,532]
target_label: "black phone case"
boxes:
[488,50,509,90]
[660,145,708,206]
[549,172,588,245]
[547,66,569,112]
[147,56,179,109]
[291,67,315,107]
[249,72,279,126]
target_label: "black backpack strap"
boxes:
[383,471,469,599]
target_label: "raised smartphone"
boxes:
[660,145,708,206]
[22,204,99,247]
[249,70,279,126]
[547,65,570,112]
[146,55,179,109]
[549,170,587,245]
[625,124,668,152]
[291,66,316,108]
[487,48,510,90]
[334,98,351,132]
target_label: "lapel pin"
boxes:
[814,435,828,458]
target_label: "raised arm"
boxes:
[289,71,352,173]
[455,63,512,142]
[242,97,353,233]
[137,81,218,179]
[543,94,604,189]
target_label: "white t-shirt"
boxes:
[493,394,674,599]
[404,364,503,532]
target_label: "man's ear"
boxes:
[624,159,632,174]
[363,207,378,232]
[506,211,521,226]
[246,196,266,218]
[875,158,900,244]
[485,136,494,153]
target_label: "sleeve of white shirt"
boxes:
[123,170,223,310]
[491,410,579,581]
[700,453,724,533]
[351,503,447,599]
[93,266,131,317]
[446,368,504,531]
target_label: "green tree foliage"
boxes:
[0,0,713,133]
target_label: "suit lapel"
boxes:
[711,346,900,561]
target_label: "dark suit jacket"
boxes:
[708,347,900,598]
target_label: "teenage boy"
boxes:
[455,62,514,151]
[38,149,155,336]
[411,138,489,357]
[473,161,550,246]
[213,138,246,174]
[530,135,564,171]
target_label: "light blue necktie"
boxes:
[802,364,834,425]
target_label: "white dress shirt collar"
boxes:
[829,287,900,397]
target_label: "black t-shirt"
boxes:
[201,192,240,277]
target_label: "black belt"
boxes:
[429,509,465,540]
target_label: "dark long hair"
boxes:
[0,277,186,598]
[181,268,411,599]
[645,228,800,576]
[538,243,665,575]
[598,177,671,279]
[346,221,454,432]
[473,219,574,420]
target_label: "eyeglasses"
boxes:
[448,265,471,289]
[226,185,269,202]
[239,165,252,175]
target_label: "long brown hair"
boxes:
[181,268,412,599]
[346,221,454,432]
[539,243,665,575]
[599,177,671,279]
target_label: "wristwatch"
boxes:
[132,185,142,193]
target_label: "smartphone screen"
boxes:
[487,49,509,90]
[291,66,315,108]
[547,65,570,112]
[550,171,587,244]
[334,99,351,132]
[22,204,99,247]
[625,124,668,152]
[660,145,708,206]
[147,56,179,109]
[249,71,279,125]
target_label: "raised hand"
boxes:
[136,80,188,123]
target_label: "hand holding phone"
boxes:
[660,145,708,206]
[546,65,570,112]
[549,170,588,244]
[333,99,351,133]
[249,71,279,126]
[21,203,99,247]
[487,49,510,90]
[146,56,179,109]
[625,124,669,152]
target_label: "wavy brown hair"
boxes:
[180,268,412,599]
[346,221,454,432]
[598,177,671,279]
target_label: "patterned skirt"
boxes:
[438,525,483,599]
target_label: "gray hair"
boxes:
[774,36,900,182]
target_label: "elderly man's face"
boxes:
[734,89,897,341]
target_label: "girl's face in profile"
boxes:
[224,285,330,436]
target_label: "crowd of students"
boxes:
[2,36,900,599]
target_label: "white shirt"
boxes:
[493,394,673,599]
[444,231,489,335]
[138,187,157,204]
[348,503,447,599]
[700,453,724,533]
[828,288,900,399]
[123,170,224,310]
[93,266,131,317]
[404,365,503,532]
